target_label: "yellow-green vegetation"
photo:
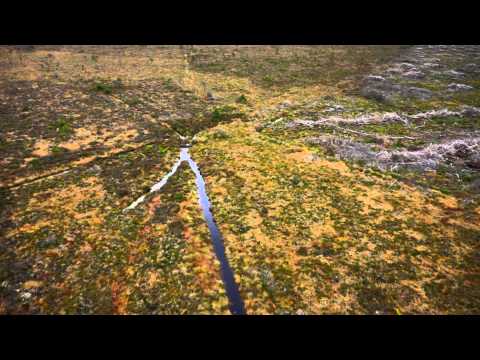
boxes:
[1,149,229,314]
[1,45,479,314]
[192,121,480,314]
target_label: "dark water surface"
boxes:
[125,148,246,315]
[182,148,246,315]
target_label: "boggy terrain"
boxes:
[0,45,479,314]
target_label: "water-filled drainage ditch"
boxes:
[124,148,246,315]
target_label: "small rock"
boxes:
[255,124,265,132]
[112,79,123,88]
[206,91,216,101]
[324,104,345,113]
[447,83,473,92]
[468,178,480,191]
[467,154,480,169]
[116,187,130,198]
[422,62,441,69]
[403,70,425,79]
[291,175,302,185]
[365,75,386,82]
[305,154,320,162]
[398,62,417,71]
[453,143,472,158]
[278,100,292,109]
[20,292,32,301]
[296,247,308,256]
[461,106,480,117]
[38,233,58,248]
[404,87,433,99]
[88,164,102,174]
[386,67,403,75]
[461,63,479,73]
[360,87,388,102]
[444,69,465,78]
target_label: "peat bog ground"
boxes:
[0,45,479,314]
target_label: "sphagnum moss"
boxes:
[191,120,480,314]
[2,45,480,314]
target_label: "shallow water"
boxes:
[124,148,246,315]
[123,156,185,211]
[184,149,246,315]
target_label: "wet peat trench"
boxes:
[125,148,246,315]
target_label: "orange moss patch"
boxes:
[178,197,220,292]
[23,176,106,228]
[192,119,480,314]
[311,222,338,238]
[31,139,51,157]
[436,194,459,210]
[23,280,44,289]
[405,229,426,241]
[111,281,129,315]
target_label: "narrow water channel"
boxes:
[124,148,246,315]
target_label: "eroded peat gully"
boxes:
[125,148,246,315]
